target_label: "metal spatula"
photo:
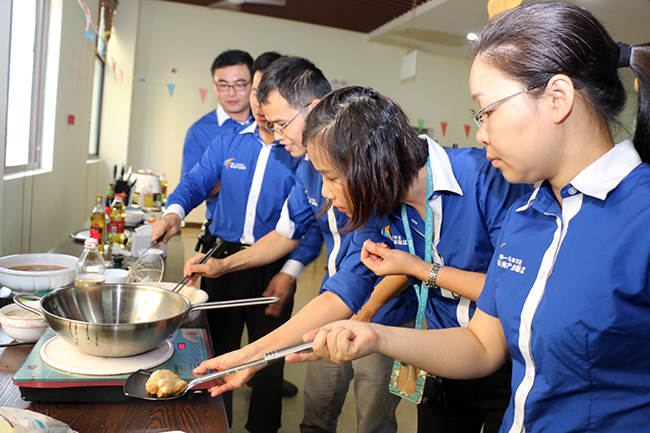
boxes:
[123,341,313,400]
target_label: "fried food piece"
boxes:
[145,369,188,398]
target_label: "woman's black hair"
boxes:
[303,86,428,231]
[473,1,650,162]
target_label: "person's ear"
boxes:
[546,74,574,124]
[306,99,320,113]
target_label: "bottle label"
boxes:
[109,221,125,234]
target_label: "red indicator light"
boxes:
[178,343,186,350]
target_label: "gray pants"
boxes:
[299,351,401,433]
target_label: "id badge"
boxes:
[388,359,427,404]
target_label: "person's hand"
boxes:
[360,239,423,276]
[183,254,227,287]
[285,320,381,365]
[262,272,296,317]
[192,348,263,397]
[151,214,181,244]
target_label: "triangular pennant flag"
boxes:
[167,83,176,97]
[464,124,471,138]
[417,119,425,133]
[199,88,208,103]
[441,122,448,136]
[135,78,146,82]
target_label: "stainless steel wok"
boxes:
[16,284,278,357]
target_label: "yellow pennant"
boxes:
[487,0,523,20]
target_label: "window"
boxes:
[88,4,106,158]
[4,0,61,177]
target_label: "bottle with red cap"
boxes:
[75,229,106,286]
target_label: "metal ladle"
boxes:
[123,341,313,400]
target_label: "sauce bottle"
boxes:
[160,173,168,205]
[108,193,126,248]
[75,229,106,286]
[90,194,105,249]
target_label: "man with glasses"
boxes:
[152,52,319,433]
[182,50,254,254]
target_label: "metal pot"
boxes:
[16,284,278,357]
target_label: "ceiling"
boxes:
[162,0,650,58]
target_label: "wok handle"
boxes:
[186,341,313,389]
[188,296,279,312]
[12,294,47,320]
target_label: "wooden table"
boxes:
[0,233,229,433]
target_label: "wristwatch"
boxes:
[425,263,441,288]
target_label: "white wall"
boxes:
[2,0,140,254]
[129,0,477,223]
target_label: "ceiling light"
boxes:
[466,33,478,41]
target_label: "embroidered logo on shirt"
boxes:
[223,158,247,170]
[307,196,319,207]
[497,254,526,274]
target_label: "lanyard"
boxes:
[401,156,433,330]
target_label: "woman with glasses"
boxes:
[293,2,650,431]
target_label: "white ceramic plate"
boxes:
[40,336,174,375]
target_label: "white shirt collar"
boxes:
[240,122,257,135]
[422,135,463,196]
[517,140,641,212]
[570,140,641,200]
[216,104,231,127]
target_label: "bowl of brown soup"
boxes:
[0,254,77,292]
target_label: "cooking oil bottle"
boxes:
[160,173,168,205]
[90,195,105,249]
[75,229,105,286]
[108,193,126,248]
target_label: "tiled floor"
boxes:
[180,227,417,433]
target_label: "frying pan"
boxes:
[16,284,278,357]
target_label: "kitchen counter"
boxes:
[0,233,229,433]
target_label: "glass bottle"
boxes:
[90,194,105,249]
[75,230,106,286]
[108,193,126,248]
[160,173,168,204]
[106,183,115,207]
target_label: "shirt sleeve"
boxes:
[320,222,383,313]
[168,134,226,215]
[276,174,315,240]
[477,161,534,247]
[181,126,206,179]
[281,221,324,279]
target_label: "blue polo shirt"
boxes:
[167,123,300,244]
[366,136,532,330]
[181,105,252,219]
[478,140,650,432]
[276,157,417,326]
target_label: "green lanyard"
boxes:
[400,156,433,330]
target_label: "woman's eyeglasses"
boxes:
[469,87,532,129]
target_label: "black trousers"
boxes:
[201,236,295,433]
[417,361,512,433]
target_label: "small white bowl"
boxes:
[0,254,77,293]
[0,301,48,342]
[156,282,209,325]
[105,268,128,284]
[136,248,164,258]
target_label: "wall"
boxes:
[129,0,477,223]
[2,0,140,254]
